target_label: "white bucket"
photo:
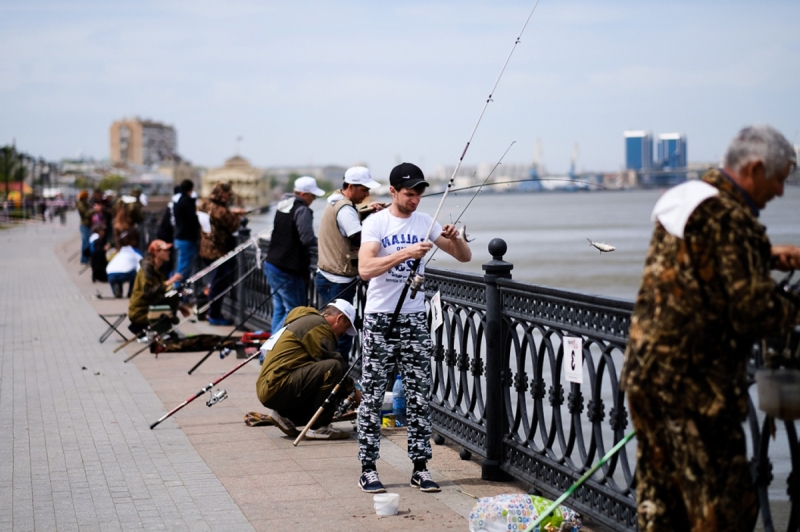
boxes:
[373,492,400,516]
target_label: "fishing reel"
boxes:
[408,274,425,299]
[333,389,360,422]
[779,270,800,298]
[206,388,228,407]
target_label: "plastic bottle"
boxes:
[392,375,406,427]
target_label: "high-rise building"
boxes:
[657,133,687,169]
[110,118,177,166]
[624,131,653,171]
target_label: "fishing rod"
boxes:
[425,140,516,266]
[523,430,636,532]
[422,177,607,198]
[185,290,274,374]
[122,264,260,362]
[185,228,269,285]
[112,262,250,354]
[385,1,541,338]
[149,348,264,430]
[149,275,364,430]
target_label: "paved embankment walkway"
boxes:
[2,213,606,531]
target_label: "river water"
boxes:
[250,186,800,300]
[249,185,800,502]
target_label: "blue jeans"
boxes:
[315,271,358,364]
[79,225,91,264]
[108,271,137,297]
[264,262,307,333]
[173,239,198,289]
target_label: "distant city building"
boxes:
[267,165,347,184]
[110,118,177,166]
[202,155,269,208]
[624,131,653,171]
[657,133,687,169]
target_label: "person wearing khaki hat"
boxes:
[127,239,185,334]
[256,300,360,440]
[264,175,326,335]
[316,166,383,363]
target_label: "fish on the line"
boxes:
[459,224,474,243]
[587,238,615,253]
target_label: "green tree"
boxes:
[0,145,28,199]
[98,174,126,192]
[286,172,300,193]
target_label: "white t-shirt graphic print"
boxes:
[361,209,442,314]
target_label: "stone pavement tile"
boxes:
[233,494,348,522]
[295,455,358,472]
[250,515,368,532]
[2,219,255,531]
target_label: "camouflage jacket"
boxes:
[128,255,169,326]
[76,199,92,226]
[198,198,240,261]
[621,169,800,419]
[255,307,352,405]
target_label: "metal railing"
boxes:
[146,219,797,531]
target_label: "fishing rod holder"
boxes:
[206,388,228,407]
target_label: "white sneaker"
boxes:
[264,409,299,438]
[305,424,350,440]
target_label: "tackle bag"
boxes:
[468,493,581,532]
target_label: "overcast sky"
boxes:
[1,0,798,179]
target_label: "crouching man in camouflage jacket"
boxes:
[621,125,800,531]
[256,300,358,440]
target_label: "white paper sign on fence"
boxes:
[431,291,444,332]
[564,337,583,384]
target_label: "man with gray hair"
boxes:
[621,125,800,531]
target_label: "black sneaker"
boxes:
[358,470,386,493]
[410,470,440,492]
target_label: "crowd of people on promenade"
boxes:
[72,124,800,527]
[1,194,70,224]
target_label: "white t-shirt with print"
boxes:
[361,209,442,314]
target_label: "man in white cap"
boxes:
[316,166,384,363]
[265,175,326,334]
[256,299,359,440]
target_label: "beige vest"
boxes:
[317,197,359,278]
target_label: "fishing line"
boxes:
[384,0,542,338]
[422,176,607,198]
[425,140,516,266]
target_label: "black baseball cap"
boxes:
[389,162,429,190]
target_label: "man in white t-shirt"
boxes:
[356,162,471,494]
[316,166,383,363]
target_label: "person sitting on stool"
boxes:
[256,299,360,440]
[106,231,143,298]
[128,239,185,335]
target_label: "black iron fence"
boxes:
[150,218,797,532]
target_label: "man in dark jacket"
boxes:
[173,179,200,289]
[256,300,358,440]
[264,176,324,333]
[621,125,800,531]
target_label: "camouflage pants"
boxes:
[357,312,432,464]
[629,394,758,532]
